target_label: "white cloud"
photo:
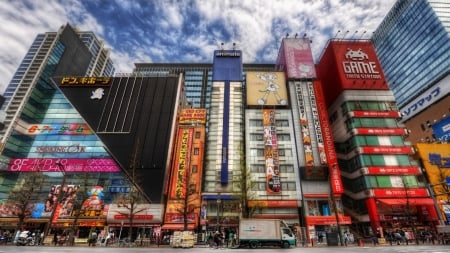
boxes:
[0,0,397,94]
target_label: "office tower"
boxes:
[372,0,450,143]
[317,39,439,237]
[0,24,163,238]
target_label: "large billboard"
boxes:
[276,38,316,79]
[246,72,288,106]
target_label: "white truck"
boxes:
[238,219,296,249]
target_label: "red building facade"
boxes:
[316,40,439,238]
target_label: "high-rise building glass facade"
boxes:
[372,0,450,110]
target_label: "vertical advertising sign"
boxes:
[170,128,193,199]
[276,38,316,79]
[263,109,281,193]
[314,81,343,194]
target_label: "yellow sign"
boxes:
[59,76,111,86]
[246,72,288,106]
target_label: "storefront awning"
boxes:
[377,198,435,206]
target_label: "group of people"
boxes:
[207,230,237,249]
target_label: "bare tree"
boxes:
[7,172,46,230]
[114,138,147,243]
[115,186,146,242]
[238,143,264,218]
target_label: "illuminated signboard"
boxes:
[59,76,111,87]
[179,109,207,124]
[8,158,122,172]
[15,119,93,135]
[246,72,288,106]
[170,128,193,199]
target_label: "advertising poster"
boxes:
[263,109,281,193]
[246,72,288,106]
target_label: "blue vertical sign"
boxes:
[212,50,243,185]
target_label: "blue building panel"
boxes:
[212,50,243,81]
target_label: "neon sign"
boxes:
[8,158,121,172]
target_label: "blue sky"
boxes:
[0,0,396,92]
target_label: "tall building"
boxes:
[275,38,350,242]
[372,0,450,143]
[0,24,170,240]
[317,39,439,237]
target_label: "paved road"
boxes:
[0,245,448,253]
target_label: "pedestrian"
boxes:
[213,231,223,249]
[53,232,58,246]
[229,230,234,248]
[89,231,97,246]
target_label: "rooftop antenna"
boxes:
[220,42,224,50]
[232,42,236,50]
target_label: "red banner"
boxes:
[365,166,421,175]
[373,188,429,198]
[350,110,401,118]
[358,146,414,154]
[353,128,407,135]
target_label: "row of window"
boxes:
[339,154,412,173]
[342,175,424,193]
[335,135,405,153]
